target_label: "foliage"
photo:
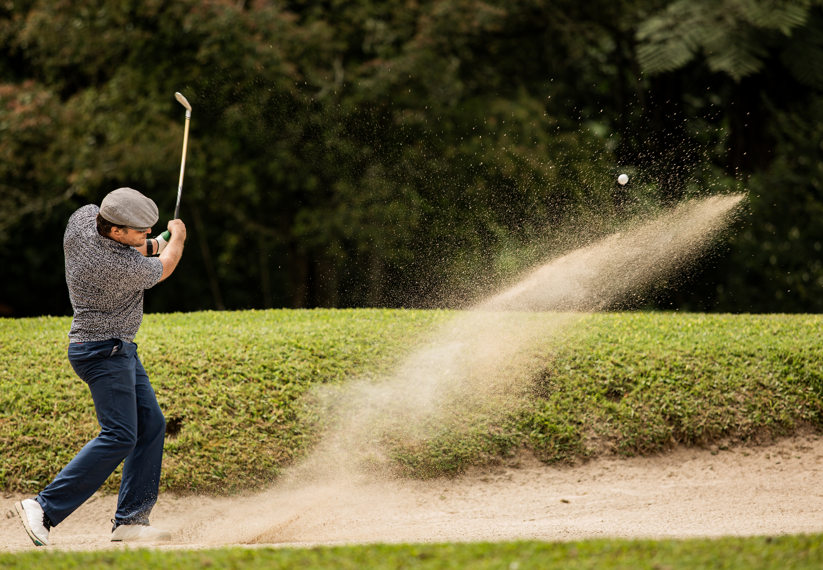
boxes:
[2,0,821,316]
[636,0,823,83]
[709,95,823,312]
[1,309,821,493]
[0,0,627,315]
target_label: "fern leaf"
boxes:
[781,14,823,88]
[745,0,810,35]
[636,0,706,74]
[703,28,768,80]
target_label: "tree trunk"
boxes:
[368,252,383,307]
[190,204,225,310]
[259,234,272,309]
[646,72,693,204]
[314,256,338,308]
[726,75,774,177]
[291,247,308,308]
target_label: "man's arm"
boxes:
[159,219,187,282]
[135,239,157,257]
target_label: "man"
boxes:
[15,187,186,546]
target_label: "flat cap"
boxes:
[99,188,159,231]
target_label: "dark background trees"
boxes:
[1,0,821,317]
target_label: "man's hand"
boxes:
[166,219,187,242]
[159,219,187,281]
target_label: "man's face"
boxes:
[110,226,151,247]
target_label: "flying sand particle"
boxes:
[174,194,745,545]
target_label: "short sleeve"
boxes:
[132,255,164,290]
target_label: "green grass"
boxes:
[1,310,822,493]
[375,312,823,477]
[0,309,447,493]
[2,536,822,569]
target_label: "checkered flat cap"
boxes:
[99,188,159,231]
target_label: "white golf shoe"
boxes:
[15,499,51,547]
[111,523,172,542]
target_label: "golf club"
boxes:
[174,91,192,220]
[157,92,191,249]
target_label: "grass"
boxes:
[1,310,822,493]
[374,312,823,477]
[0,309,447,493]
[1,536,822,569]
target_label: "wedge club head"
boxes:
[175,92,192,112]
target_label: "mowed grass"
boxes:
[0,309,445,493]
[2,536,822,569]
[1,310,822,493]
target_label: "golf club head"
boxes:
[175,92,192,111]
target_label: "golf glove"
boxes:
[154,231,170,255]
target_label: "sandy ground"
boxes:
[3,433,823,552]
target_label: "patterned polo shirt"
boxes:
[64,204,164,343]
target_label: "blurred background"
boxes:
[1,0,821,317]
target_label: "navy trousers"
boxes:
[36,339,166,527]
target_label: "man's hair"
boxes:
[96,213,122,236]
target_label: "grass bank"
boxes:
[1,310,821,493]
[2,536,822,569]
[391,312,823,476]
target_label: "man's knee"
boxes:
[145,406,166,440]
[103,428,138,457]
[155,412,167,439]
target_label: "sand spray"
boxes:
[171,194,744,545]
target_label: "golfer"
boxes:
[15,188,186,546]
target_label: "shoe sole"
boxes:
[14,502,49,547]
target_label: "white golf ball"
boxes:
[617,174,629,185]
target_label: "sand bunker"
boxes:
[2,433,822,551]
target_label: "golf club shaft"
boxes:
[174,109,191,220]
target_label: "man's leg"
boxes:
[36,340,138,526]
[114,348,166,527]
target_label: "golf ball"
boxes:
[617,174,629,185]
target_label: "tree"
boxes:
[1,0,821,315]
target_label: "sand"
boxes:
[3,432,822,552]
